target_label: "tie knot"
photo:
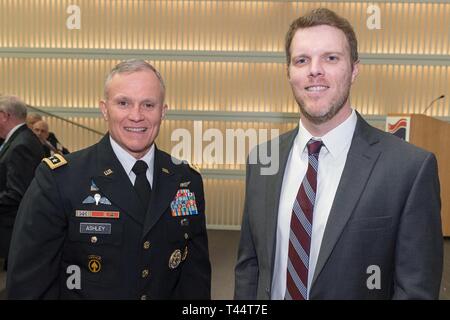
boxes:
[307,139,323,156]
[132,160,148,175]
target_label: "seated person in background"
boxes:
[27,113,69,154]
[32,120,57,157]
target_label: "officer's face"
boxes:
[99,70,167,159]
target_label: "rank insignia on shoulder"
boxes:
[42,154,67,170]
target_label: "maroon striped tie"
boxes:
[285,139,323,300]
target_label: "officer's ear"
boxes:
[99,100,109,121]
[161,104,168,120]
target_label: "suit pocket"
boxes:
[347,216,393,232]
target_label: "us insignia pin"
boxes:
[169,249,182,269]
[104,169,113,176]
[88,255,102,273]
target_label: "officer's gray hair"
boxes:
[0,95,27,120]
[104,59,166,102]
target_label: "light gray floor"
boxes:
[1,232,449,300]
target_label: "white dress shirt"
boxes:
[271,109,357,300]
[109,136,155,188]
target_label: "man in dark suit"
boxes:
[234,8,443,300]
[26,113,70,155]
[0,96,44,270]
[32,119,60,157]
[7,60,211,299]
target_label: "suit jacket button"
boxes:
[141,269,149,278]
[143,241,150,250]
[184,233,189,240]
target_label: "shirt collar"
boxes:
[109,136,155,176]
[3,123,26,144]
[297,109,357,158]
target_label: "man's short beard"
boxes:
[296,87,351,125]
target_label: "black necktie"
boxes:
[132,160,151,211]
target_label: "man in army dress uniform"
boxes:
[6,60,211,299]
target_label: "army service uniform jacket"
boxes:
[7,135,211,299]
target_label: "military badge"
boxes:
[75,210,120,219]
[42,154,67,170]
[82,194,111,206]
[103,169,113,176]
[169,249,182,269]
[170,189,199,216]
[88,255,102,273]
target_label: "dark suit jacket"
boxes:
[47,132,70,154]
[7,134,211,299]
[235,113,443,299]
[0,124,44,257]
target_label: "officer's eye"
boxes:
[117,100,129,107]
[143,103,155,109]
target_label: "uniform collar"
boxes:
[109,136,155,177]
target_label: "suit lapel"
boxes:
[92,135,145,224]
[311,114,381,288]
[142,148,181,238]
[0,124,27,160]
[266,128,299,275]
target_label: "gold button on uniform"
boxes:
[184,233,189,240]
[140,294,147,300]
[143,241,150,249]
[142,269,149,278]
[90,236,98,244]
